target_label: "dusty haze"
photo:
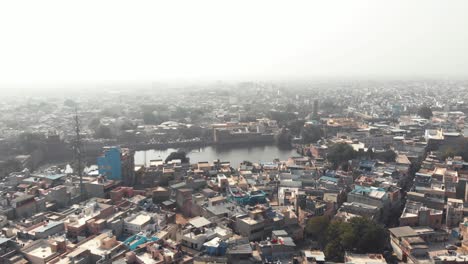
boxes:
[0,0,467,92]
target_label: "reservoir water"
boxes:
[134,145,298,166]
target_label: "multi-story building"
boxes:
[97,147,135,185]
[446,198,464,228]
[11,194,46,219]
[124,213,153,235]
[399,201,443,229]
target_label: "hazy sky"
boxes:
[1,0,467,88]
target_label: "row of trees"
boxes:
[305,216,387,262]
[275,121,324,147]
[327,143,397,169]
[439,139,468,161]
[142,105,206,125]
[417,105,433,119]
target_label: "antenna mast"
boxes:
[73,107,85,200]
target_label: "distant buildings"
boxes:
[212,119,279,144]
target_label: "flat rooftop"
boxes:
[129,214,151,226]
[25,242,55,260]
[78,233,117,256]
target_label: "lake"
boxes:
[134,145,298,166]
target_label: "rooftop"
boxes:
[128,214,151,226]
[189,216,211,228]
[389,226,418,238]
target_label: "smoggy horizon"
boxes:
[1,0,468,91]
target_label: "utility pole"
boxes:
[73,107,85,200]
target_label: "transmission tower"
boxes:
[73,107,85,200]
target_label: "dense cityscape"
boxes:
[0,80,468,263]
[2,0,468,263]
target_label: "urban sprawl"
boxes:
[1,81,468,263]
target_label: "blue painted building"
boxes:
[228,187,267,206]
[204,237,227,256]
[97,147,122,180]
[123,234,158,250]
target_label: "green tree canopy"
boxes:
[18,132,45,153]
[286,119,305,137]
[322,218,387,262]
[302,125,323,144]
[438,139,468,161]
[269,110,296,125]
[88,118,101,131]
[179,126,204,139]
[376,149,397,162]
[142,111,158,125]
[305,216,330,247]
[327,143,356,169]
[417,105,433,119]
[94,125,114,139]
[275,128,292,147]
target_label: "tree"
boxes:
[165,151,189,164]
[324,221,347,261]
[440,146,457,160]
[275,128,292,147]
[171,107,189,120]
[366,148,374,159]
[269,111,296,125]
[348,217,386,253]
[438,139,468,161]
[143,110,158,125]
[0,159,22,177]
[119,121,135,131]
[322,218,387,262]
[88,118,101,131]
[287,120,305,136]
[305,216,330,247]
[189,109,205,122]
[94,125,113,139]
[18,132,45,153]
[377,149,397,162]
[242,160,253,167]
[325,240,344,262]
[302,125,323,144]
[285,103,297,113]
[179,126,204,140]
[327,143,356,169]
[64,99,77,108]
[417,105,433,119]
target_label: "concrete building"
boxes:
[234,206,275,241]
[446,198,464,228]
[344,253,386,264]
[54,233,125,264]
[18,221,65,240]
[98,147,135,185]
[399,201,443,229]
[337,202,381,222]
[63,202,115,238]
[124,213,152,234]
[178,217,231,252]
[21,238,67,264]
[176,188,193,217]
[11,194,46,219]
[347,186,389,209]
